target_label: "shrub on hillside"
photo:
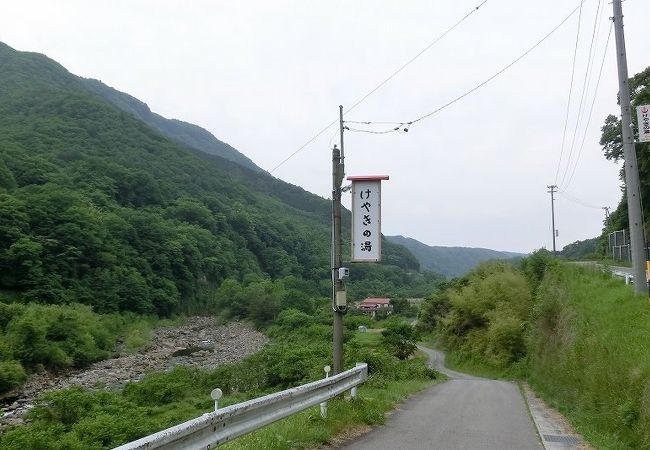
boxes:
[381,321,420,360]
[437,262,532,369]
[0,360,27,392]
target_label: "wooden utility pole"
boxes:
[612,0,648,295]
[547,185,558,254]
[331,105,347,374]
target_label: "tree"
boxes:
[599,67,650,235]
[381,321,420,360]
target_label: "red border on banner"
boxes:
[346,175,390,181]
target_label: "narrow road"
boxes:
[342,346,542,450]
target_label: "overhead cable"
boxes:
[554,0,585,185]
[561,19,613,192]
[405,0,589,127]
[559,0,603,188]
[350,0,589,128]
[269,0,491,173]
[559,190,602,209]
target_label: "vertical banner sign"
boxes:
[638,105,650,143]
[348,176,389,262]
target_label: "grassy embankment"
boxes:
[528,264,650,449]
[0,311,440,449]
[420,256,650,449]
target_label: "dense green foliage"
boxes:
[0,40,448,450]
[381,319,420,359]
[599,67,650,244]
[0,299,183,392]
[82,78,263,172]
[559,237,600,259]
[0,41,437,320]
[386,235,524,278]
[420,250,650,448]
[420,261,532,372]
[0,305,438,449]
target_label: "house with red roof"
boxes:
[358,298,392,318]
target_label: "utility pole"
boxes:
[331,105,347,374]
[547,185,558,255]
[612,0,648,295]
[603,206,611,221]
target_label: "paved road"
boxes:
[342,347,542,450]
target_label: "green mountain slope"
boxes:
[82,78,263,172]
[386,235,525,278]
[0,42,429,317]
[559,237,600,259]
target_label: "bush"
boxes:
[381,321,420,360]
[0,360,27,391]
[435,262,532,370]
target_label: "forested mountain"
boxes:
[386,235,525,278]
[559,237,600,259]
[0,41,432,318]
[82,78,263,173]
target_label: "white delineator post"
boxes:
[320,365,331,418]
[211,388,223,412]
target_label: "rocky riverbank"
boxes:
[1,317,267,428]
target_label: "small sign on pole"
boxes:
[348,175,389,263]
[638,105,650,143]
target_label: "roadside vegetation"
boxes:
[0,302,439,449]
[417,251,650,449]
[0,302,182,393]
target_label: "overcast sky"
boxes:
[2,0,648,253]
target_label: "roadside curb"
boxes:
[522,383,591,450]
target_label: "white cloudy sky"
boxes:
[1,0,648,253]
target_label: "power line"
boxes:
[269,0,491,174]
[345,125,407,135]
[559,0,603,188]
[561,19,613,191]
[269,120,338,174]
[554,0,584,185]
[379,0,588,128]
[559,190,602,209]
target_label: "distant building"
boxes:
[358,298,392,318]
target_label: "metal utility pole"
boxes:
[547,185,558,254]
[331,105,347,374]
[612,0,648,295]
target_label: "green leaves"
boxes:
[431,262,532,369]
[381,321,420,360]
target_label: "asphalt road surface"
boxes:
[342,347,542,450]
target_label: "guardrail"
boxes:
[114,362,368,450]
[612,270,634,284]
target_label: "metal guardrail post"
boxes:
[350,362,364,399]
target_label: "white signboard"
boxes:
[350,178,384,262]
[638,105,650,143]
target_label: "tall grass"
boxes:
[529,264,650,449]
